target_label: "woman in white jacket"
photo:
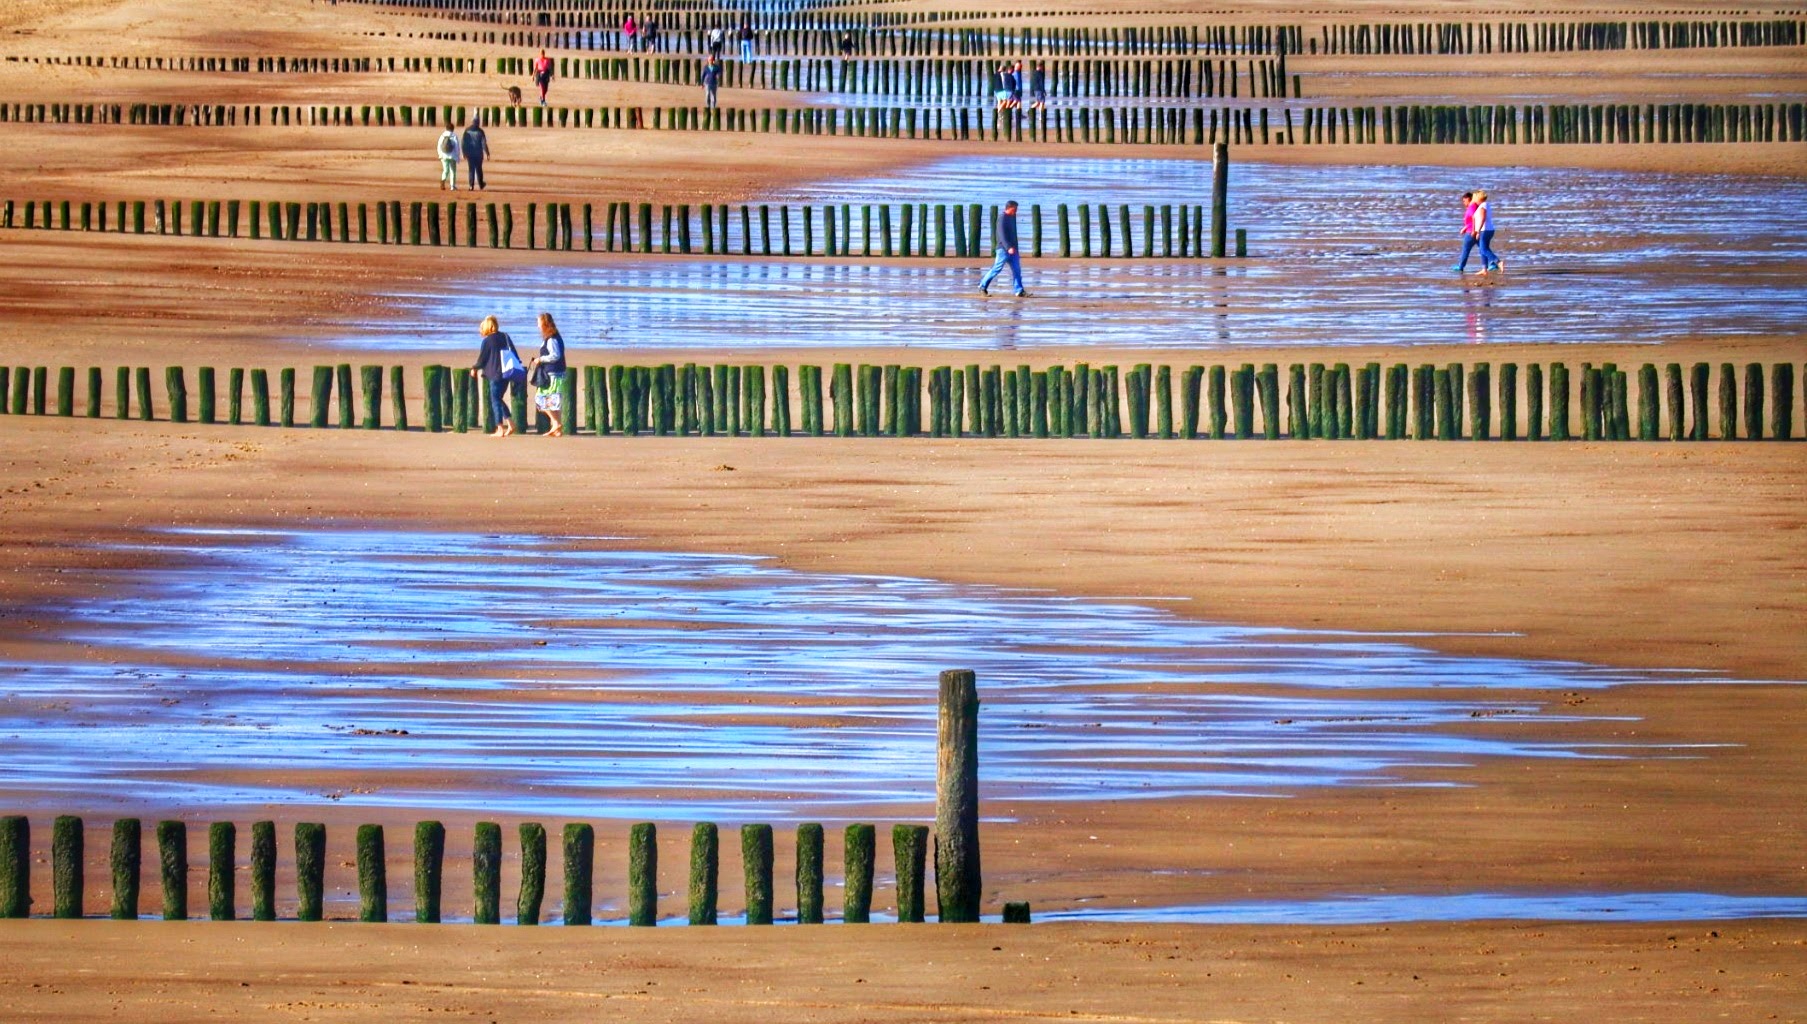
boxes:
[436,128,459,190]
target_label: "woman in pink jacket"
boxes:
[1453,191,1479,273]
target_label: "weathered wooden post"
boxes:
[517,823,546,925]
[742,824,774,925]
[110,819,140,919]
[843,824,875,923]
[208,822,235,921]
[795,823,824,924]
[52,815,82,919]
[0,816,28,918]
[688,823,718,925]
[250,821,275,921]
[935,668,981,923]
[295,823,326,922]
[158,820,187,920]
[356,824,386,922]
[1210,143,1228,258]
[414,821,445,923]
[562,823,593,925]
[473,822,502,924]
[628,823,657,926]
[893,825,928,923]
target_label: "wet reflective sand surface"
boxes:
[345,160,1805,352]
[0,527,1725,818]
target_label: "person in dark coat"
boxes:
[460,118,490,190]
[979,200,1027,297]
[469,314,526,436]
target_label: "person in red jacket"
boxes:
[531,49,554,106]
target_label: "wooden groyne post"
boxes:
[935,668,981,923]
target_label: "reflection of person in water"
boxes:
[1463,284,1490,344]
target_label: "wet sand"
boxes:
[2,919,1801,1024]
[2,0,1805,1018]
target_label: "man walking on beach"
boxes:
[979,200,1028,297]
[702,56,722,109]
[460,117,490,190]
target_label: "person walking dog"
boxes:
[979,200,1028,297]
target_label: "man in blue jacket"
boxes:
[979,200,1028,297]
[460,117,491,191]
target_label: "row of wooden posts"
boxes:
[328,6,1807,56]
[5,361,1802,443]
[1,194,1242,260]
[0,815,1029,925]
[349,0,1304,45]
[0,669,994,925]
[10,51,1300,101]
[11,96,1800,147]
[382,23,1303,57]
[1309,17,1804,55]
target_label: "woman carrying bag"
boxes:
[526,312,568,437]
[470,315,527,437]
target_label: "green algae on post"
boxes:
[742,824,774,925]
[562,823,594,925]
[208,821,235,921]
[414,820,445,923]
[892,824,929,924]
[357,824,386,923]
[628,822,657,926]
[795,823,824,925]
[843,824,875,924]
[157,820,186,921]
[473,822,502,924]
[52,815,82,919]
[251,821,275,921]
[0,816,27,918]
[688,823,719,925]
[106,818,140,921]
[517,823,546,926]
[295,823,326,922]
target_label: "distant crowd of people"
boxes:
[992,61,1049,112]
[624,12,757,61]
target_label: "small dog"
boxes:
[506,85,522,107]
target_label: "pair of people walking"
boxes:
[435,120,492,190]
[470,313,568,437]
[1455,190,1503,274]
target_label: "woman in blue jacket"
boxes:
[469,315,526,436]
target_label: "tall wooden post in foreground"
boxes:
[935,669,981,923]
[1210,143,1229,259]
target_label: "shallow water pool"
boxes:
[0,527,1724,817]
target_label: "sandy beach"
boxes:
[0,0,1803,1019]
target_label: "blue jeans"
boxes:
[488,375,517,427]
[466,158,485,190]
[1455,233,1477,270]
[1476,229,1499,268]
[980,248,1024,294]
[740,40,753,61]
